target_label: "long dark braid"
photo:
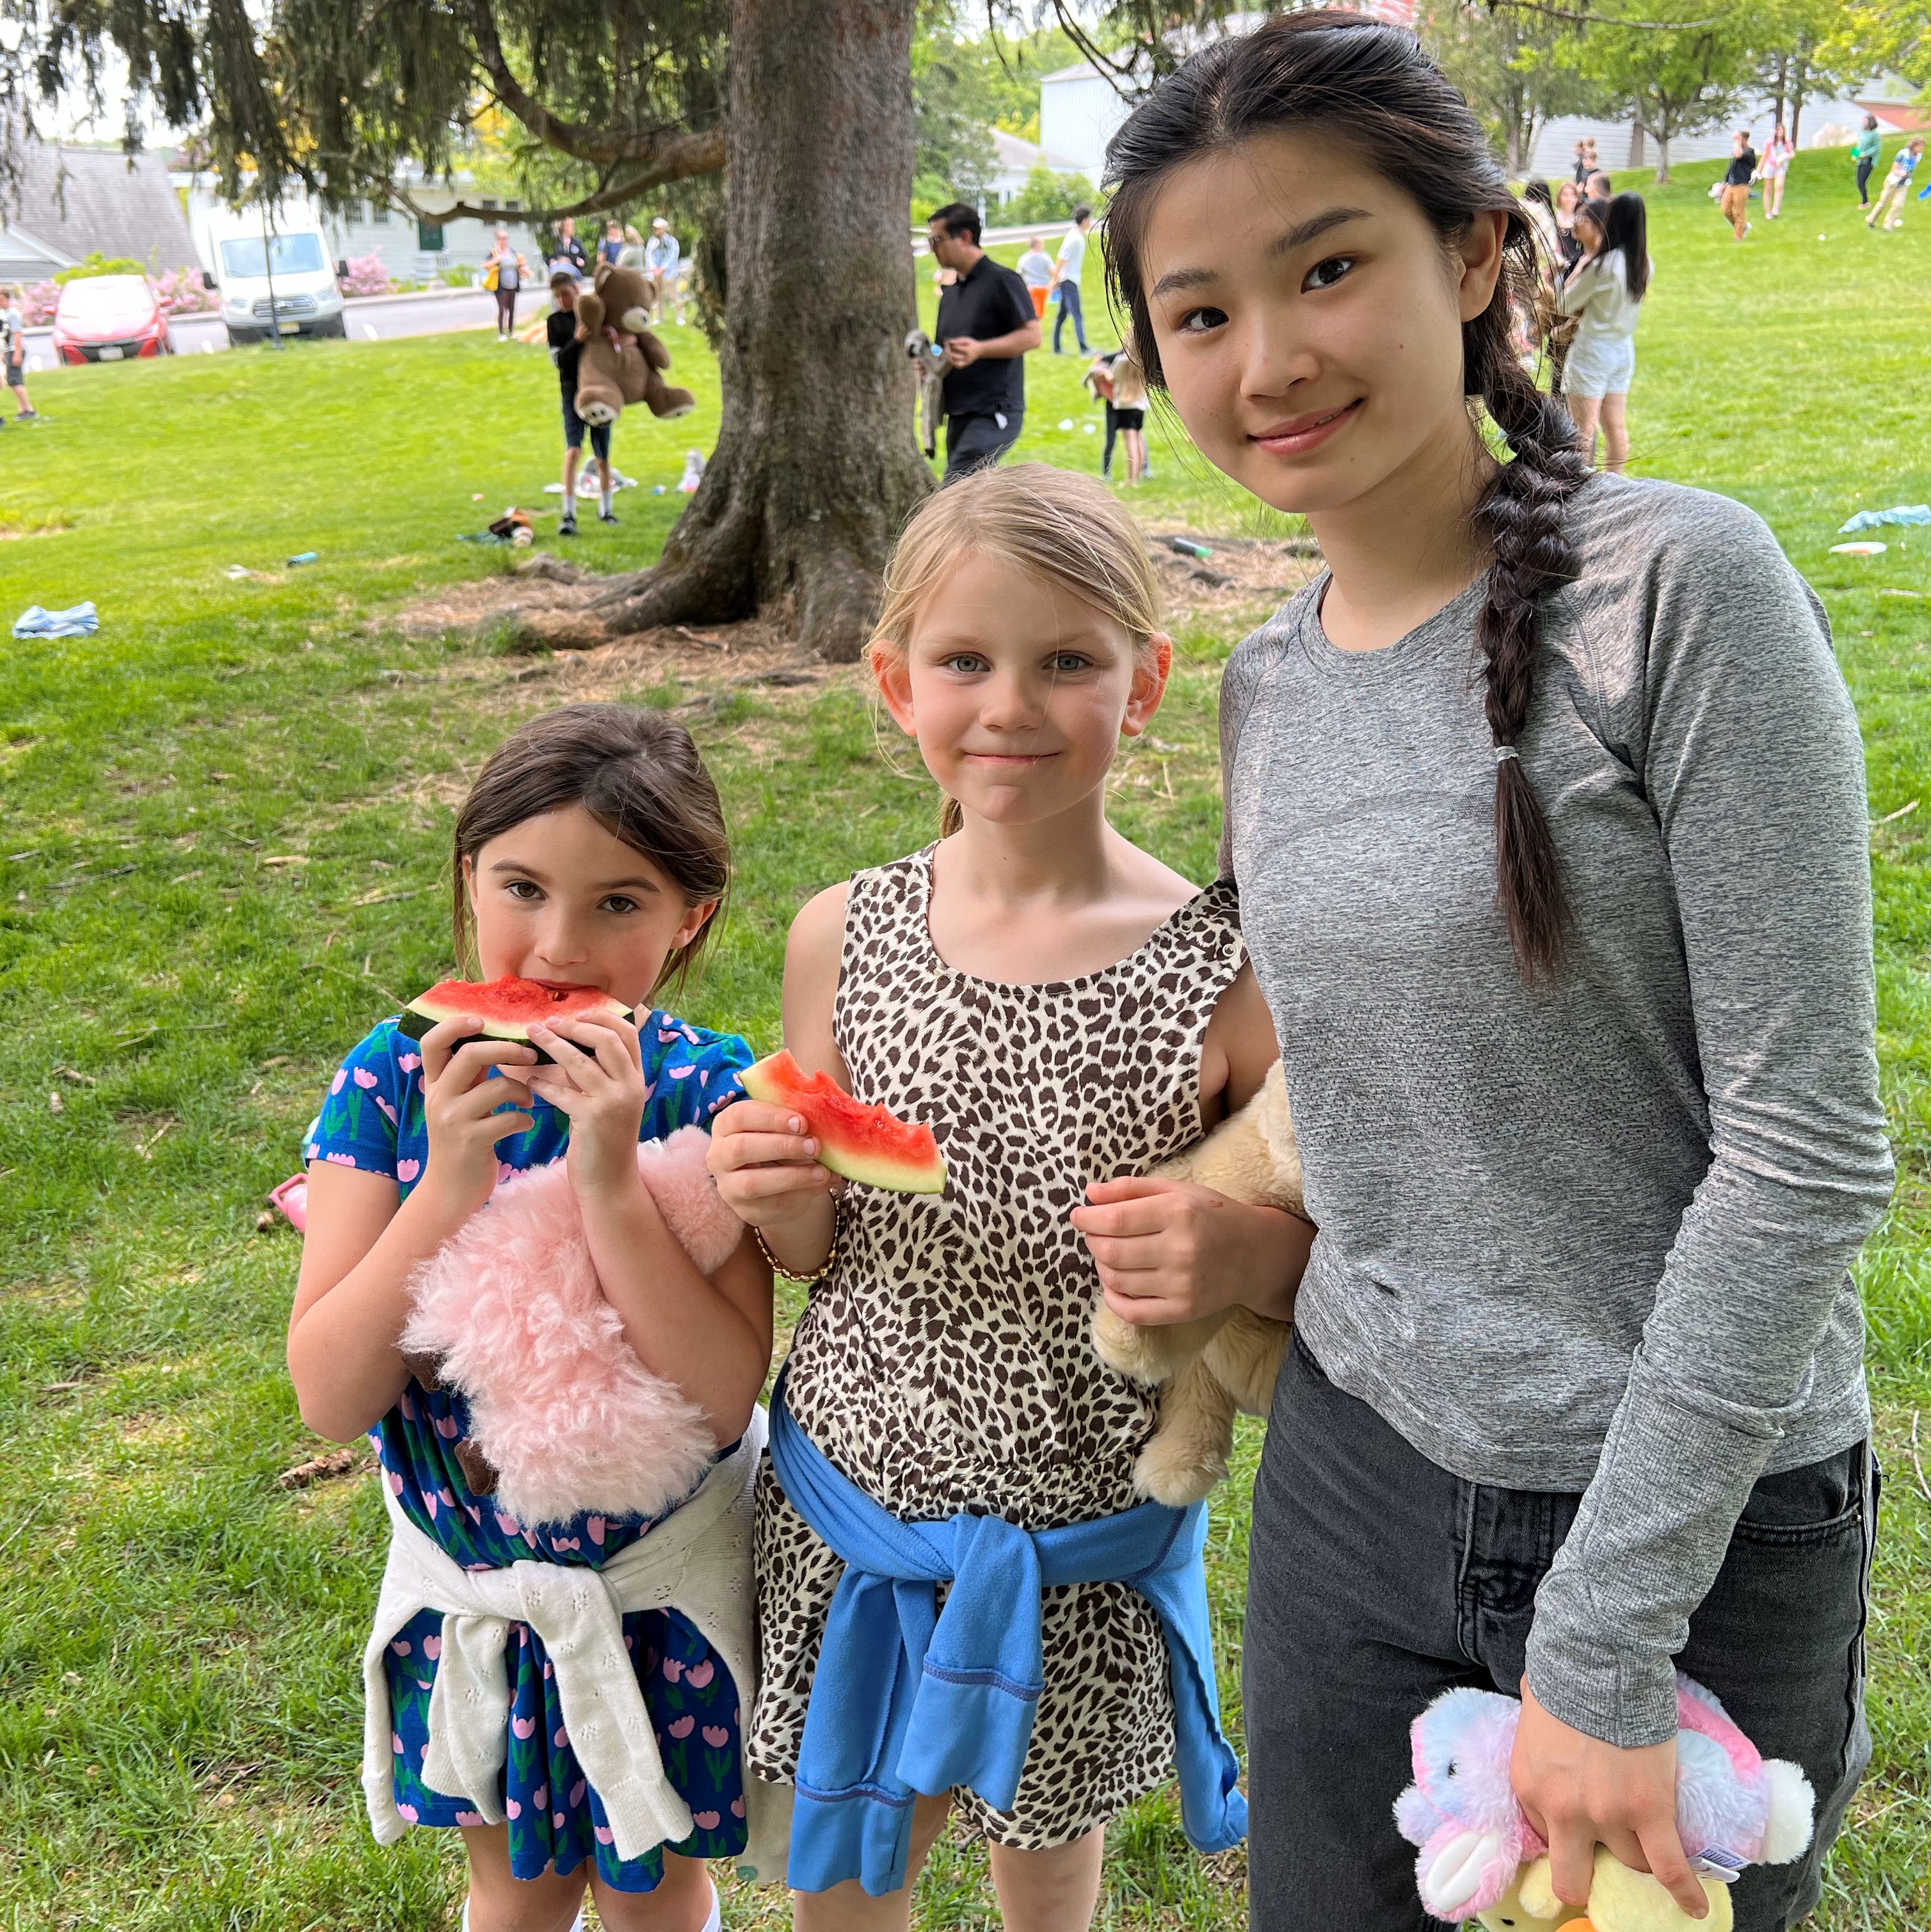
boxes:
[1102,10,1589,978]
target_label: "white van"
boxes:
[198,215,347,346]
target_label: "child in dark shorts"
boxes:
[546,268,616,535]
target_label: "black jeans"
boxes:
[1246,1332,1877,1932]
[1857,156,1875,203]
[1053,281,1088,353]
[943,409,1022,483]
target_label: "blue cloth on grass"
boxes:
[767,1371,1247,1898]
[1839,504,1931,534]
[12,601,97,638]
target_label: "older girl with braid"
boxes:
[1083,15,1891,1931]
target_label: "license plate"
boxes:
[98,346,122,360]
[278,321,300,334]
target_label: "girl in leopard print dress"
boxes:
[710,465,1309,1932]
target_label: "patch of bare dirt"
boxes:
[1145,530,1324,624]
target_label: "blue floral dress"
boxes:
[306,1010,753,1892]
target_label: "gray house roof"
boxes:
[0,141,197,282]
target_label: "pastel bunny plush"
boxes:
[1396,1676,1815,1931]
[399,1126,742,1527]
[1089,1059,1301,1503]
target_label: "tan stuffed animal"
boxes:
[575,263,694,424]
[1477,1850,1733,1932]
[1091,1060,1301,1505]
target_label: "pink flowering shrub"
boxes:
[20,280,60,325]
[150,267,217,316]
[338,251,393,298]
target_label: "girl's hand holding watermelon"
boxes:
[415,1015,538,1223]
[522,1010,650,1196]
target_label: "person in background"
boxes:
[618,223,648,270]
[1559,192,1651,473]
[545,267,616,536]
[1572,138,1590,184]
[1051,204,1095,354]
[3,287,33,421]
[644,217,679,323]
[1584,166,1613,202]
[554,216,589,275]
[1109,332,1150,485]
[600,219,625,268]
[1518,179,1561,270]
[1867,136,1925,230]
[1854,115,1882,207]
[1720,129,1757,239]
[1758,122,1794,219]
[928,200,1040,481]
[1553,179,1583,269]
[481,225,527,341]
[1017,234,1056,320]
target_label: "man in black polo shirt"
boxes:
[927,202,1041,482]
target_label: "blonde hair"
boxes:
[867,463,1163,837]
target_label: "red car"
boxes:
[51,274,170,364]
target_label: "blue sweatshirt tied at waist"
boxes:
[767,1372,1247,1897]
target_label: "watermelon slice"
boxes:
[396,975,632,1053]
[740,1049,947,1195]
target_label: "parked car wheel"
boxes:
[225,326,262,348]
[314,314,348,340]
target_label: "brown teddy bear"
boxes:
[573,262,694,426]
[1090,1059,1300,1504]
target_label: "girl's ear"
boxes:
[1121,632,1174,738]
[869,643,918,737]
[673,898,720,954]
[1454,209,1510,324]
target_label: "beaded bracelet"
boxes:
[750,1194,842,1284]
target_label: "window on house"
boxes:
[370,204,392,225]
[417,219,445,251]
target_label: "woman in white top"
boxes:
[1557,192,1650,473]
[1758,122,1795,219]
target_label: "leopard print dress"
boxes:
[748,848,1245,1851]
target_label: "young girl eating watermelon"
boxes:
[707,463,1311,1932]
[289,703,774,1932]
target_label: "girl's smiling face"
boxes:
[1137,129,1504,520]
[463,803,716,1009]
[872,548,1170,831]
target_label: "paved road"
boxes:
[19,287,504,366]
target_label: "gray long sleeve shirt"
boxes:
[1219,473,1892,1746]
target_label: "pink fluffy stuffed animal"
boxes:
[399,1127,743,1529]
[1395,1675,1815,1928]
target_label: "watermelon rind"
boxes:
[396,977,632,1061]
[741,1049,947,1195]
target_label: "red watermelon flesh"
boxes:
[740,1049,947,1195]
[399,975,632,1045]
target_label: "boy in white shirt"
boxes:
[1050,206,1093,354]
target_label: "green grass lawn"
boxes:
[1,138,1928,1929]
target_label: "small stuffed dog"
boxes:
[904,328,947,458]
[1091,1060,1302,1505]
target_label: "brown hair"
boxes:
[451,704,730,994]
[1102,11,1586,978]
[866,463,1164,837]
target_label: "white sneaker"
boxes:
[698,1878,721,1932]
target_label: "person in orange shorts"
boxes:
[1016,234,1055,320]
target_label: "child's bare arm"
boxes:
[287,1024,536,1441]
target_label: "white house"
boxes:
[1526,73,1923,179]
[1038,62,1134,179]
[0,140,198,285]
[178,165,544,286]
[985,128,1093,209]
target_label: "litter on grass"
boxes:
[1830,541,1889,556]
[12,600,98,638]
[223,565,254,580]
[1839,505,1931,535]
[287,551,319,565]
[678,450,707,494]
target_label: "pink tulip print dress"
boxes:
[306,1008,750,1891]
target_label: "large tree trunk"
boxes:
[593,0,931,661]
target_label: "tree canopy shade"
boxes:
[3,0,730,223]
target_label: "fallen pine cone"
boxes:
[276,1445,366,1490]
